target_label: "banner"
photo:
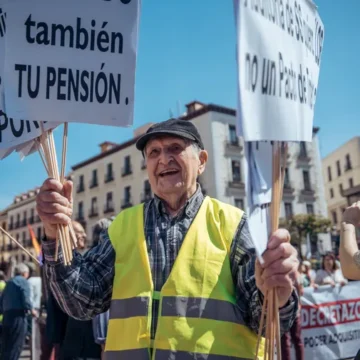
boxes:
[300,283,360,360]
[0,2,59,151]
[234,0,324,142]
[3,0,141,127]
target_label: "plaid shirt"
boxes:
[43,186,298,337]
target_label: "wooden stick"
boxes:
[60,123,68,184]
[0,227,41,265]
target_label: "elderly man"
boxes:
[0,263,36,360]
[36,119,299,359]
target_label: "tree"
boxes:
[279,214,332,250]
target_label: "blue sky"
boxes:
[0,0,359,209]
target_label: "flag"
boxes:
[27,224,41,257]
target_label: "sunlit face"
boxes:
[324,255,334,272]
[72,221,87,250]
[144,136,207,199]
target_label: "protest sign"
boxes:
[234,0,324,141]
[3,0,141,127]
[300,283,360,360]
[0,3,59,150]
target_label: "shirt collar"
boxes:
[153,184,204,219]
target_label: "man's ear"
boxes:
[198,150,208,175]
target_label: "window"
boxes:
[306,204,314,214]
[90,169,98,188]
[22,211,27,226]
[303,170,311,190]
[122,156,132,176]
[16,214,20,228]
[22,231,26,242]
[37,227,41,240]
[229,125,238,145]
[299,142,307,157]
[345,154,352,171]
[106,192,113,205]
[234,198,244,209]
[330,188,334,198]
[30,208,34,224]
[336,160,341,176]
[327,166,332,182]
[339,183,343,195]
[91,197,98,213]
[332,211,338,224]
[349,178,354,188]
[124,186,131,202]
[78,201,84,219]
[284,168,290,188]
[284,203,293,219]
[231,160,241,182]
[9,216,13,229]
[144,180,151,193]
[105,163,114,182]
[77,175,85,193]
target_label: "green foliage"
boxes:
[279,214,332,246]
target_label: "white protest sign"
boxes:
[0,3,59,150]
[234,0,324,141]
[300,283,360,360]
[3,0,141,127]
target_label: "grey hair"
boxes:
[14,263,29,276]
[92,218,113,247]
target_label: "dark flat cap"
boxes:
[136,118,204,151]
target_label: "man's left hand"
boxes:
[255,229,299,308]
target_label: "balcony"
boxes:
[15,221,20,229]
[22,219,27,227]
[7,244,12,251]
[121,198,133,209]
[228,180,245,190]
[141,192,152,203]
[29,216,34,224]
[104,172,114,183]
[35,215,41,223]
[297,152,311,167]
[300,186,316,201]
[88,208,99,218]
[104,203,115,214]
[77,183,85,193]
[89,179,99,189]
[8,223,13,231]
[283,183,295,198]
[122,166,133,177]
[76,213,85,221]
[224,140,243,157]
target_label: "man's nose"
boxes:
[158,149,172,165]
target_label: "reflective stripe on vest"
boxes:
[110,296,245,325]
[105,348,252,360]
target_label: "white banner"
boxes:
[3,0,141,127]
[0,2,58,151]
[234,0,324,142]
[300,283,360,360]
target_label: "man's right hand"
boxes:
[36,178,73,239]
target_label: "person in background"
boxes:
[281,264,304,360]
[315,251,348,286]
[340,201,360,280]
[27,263,42,312]
[91,219,112,359]
[45,220,101,360]
[300,260,318,289]
[0,263,37,360]
[0,271,6,348]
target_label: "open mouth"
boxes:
[159,169,180,177]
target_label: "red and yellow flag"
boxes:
[28,224,41,257]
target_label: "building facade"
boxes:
[70,101,331,252]
[322,137,360,246]
[0,188,43,262]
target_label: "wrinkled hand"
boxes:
[255,229,299,308]
[342,202,360,227]
[36,178,73,239]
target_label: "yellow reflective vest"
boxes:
[105,196,264,360]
